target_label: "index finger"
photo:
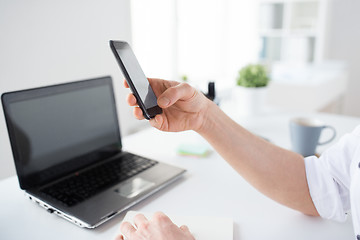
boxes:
[120,221,136,239]
[123,79,129,88]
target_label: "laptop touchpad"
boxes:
[115,178,155,198]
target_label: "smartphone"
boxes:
[109,40,162,119]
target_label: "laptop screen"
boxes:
[2,77,122,189]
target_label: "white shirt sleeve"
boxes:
[305,126,360,222]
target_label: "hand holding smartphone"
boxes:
[110,40,162,119]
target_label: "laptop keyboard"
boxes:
[41,153,158,207]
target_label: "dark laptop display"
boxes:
[2,77,121,189]
[1,76,186,228]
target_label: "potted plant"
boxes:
[234,64,270,116]
[181,74,188,82]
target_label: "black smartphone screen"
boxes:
[110,41,162,119]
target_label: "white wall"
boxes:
[131,0,177,80]
[324,0,360,116]
[176,0,259,88]
[0,0,146,179]
[131,0,259,91]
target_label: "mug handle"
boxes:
[318,125,336,145]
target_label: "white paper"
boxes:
[117,211,233,240]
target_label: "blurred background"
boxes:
[1,0,359,179]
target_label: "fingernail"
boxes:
[158,97,170,107]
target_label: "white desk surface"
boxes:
[1,112,359,240]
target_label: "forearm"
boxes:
[197,101,319,216]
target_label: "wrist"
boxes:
[195,99,218,136]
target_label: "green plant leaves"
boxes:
[236,64,270,88]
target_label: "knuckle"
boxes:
[180,82,197,100]
[153,211,170,224]
[138,222,149,230]
[134,213,144,220]
[181,82,192,91]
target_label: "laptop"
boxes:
[1,76,186,228]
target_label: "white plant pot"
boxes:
[233,86,268,116]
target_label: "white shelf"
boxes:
[289,1,319,30]
[259,3,284,29]
[259,29,284,37]
[260,29,317,37]
[258,0,327,64]
[260,0,323,3]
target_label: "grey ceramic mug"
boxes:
[289,118,336,157]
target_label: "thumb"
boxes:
[157,83,196,108]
